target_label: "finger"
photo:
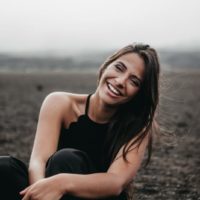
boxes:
[20,186,30,195]
[21,191,30,200]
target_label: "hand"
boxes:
[20,175,64,200]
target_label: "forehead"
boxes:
[115,52,145,79]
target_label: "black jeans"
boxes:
[0,148,127,200]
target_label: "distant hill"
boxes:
[0,49,199,73]
[158,50,200,70]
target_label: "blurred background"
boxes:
[0,0,199,199]
[0,0,200,72]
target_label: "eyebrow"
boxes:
[117,61,142,83]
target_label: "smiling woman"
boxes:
[0,43,160,200]
[98,53,145,105]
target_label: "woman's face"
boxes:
[97,52,145,106]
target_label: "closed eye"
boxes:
[115,64,124,72]
[130,78,140,87]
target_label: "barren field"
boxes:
[0,71,199,199]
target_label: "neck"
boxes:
[89,93,117,124]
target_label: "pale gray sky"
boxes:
[0,0,200,54]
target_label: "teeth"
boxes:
[108,83,120,96]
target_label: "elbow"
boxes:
[114,185,124,197]
[112,178,126,197]
[28,158,45,171]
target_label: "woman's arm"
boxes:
[21,172,123,200]
[53,132,150,199]
[55,172,124,198]
[28,92,70,184]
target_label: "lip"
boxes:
[106,82,123,97]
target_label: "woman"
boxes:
[0,43,160,200]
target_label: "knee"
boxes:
[45,148,94,176]
[0,155,28,184]
[0,155,27,174]
[0,156,12,175]
[50,148,88,164]
[46,148,87,169]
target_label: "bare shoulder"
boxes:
[44,92,72,106]
[42,92,88,126]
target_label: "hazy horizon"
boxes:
[0,0,200,55]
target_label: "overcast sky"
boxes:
[0,0,200,54]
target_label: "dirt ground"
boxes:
[0,71,199,199]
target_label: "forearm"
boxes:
[28,160,46,184]
[58,172,124,199]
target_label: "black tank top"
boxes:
[58,94,110,172]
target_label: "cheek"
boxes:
[98,74,106,86]
[102,66,116,77]
[98,70,112,85]
[127,85,140,97]
[97,75,108,93]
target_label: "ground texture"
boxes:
[0,71,199,199]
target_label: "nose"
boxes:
[115,76,126,88]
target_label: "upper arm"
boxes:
[107,133,150,190]
[30,92,71,164]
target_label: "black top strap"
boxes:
[85,94,92,115]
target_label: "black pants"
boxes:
[0,148,127,200]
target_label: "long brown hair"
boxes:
[98,43,160,168]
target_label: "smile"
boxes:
[107,82,122,96]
